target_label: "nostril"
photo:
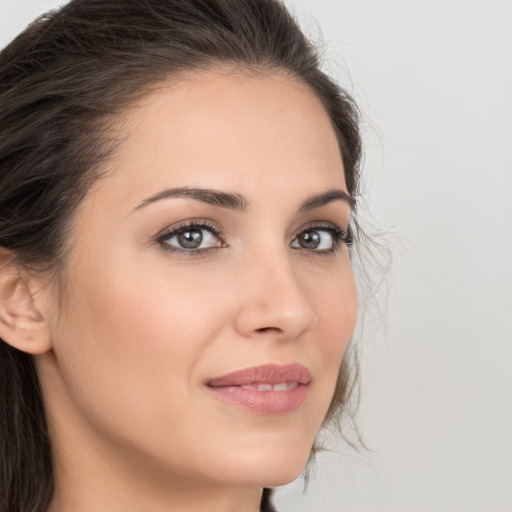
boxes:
[255,327,281,334]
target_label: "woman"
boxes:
[0,1,362,511]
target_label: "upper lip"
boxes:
[206,364,312,387]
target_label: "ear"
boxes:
[0,254,52,355]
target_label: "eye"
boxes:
[291,224,352,252]
[157,221,224,252]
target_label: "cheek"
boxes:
[51,254,231,437]
[307,260,358,410]
[50,237,357,450]
[313,256,357,347]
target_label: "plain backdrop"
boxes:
[1,1,511,511]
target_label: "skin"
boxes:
[9,70,358,512]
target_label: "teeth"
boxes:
[241,382,298,391]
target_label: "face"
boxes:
[38,69,357,490]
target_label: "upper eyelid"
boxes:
[157,219,344,236]
[292,220,347,235]
[156,219,222,239]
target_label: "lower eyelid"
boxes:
[155,221,349,254]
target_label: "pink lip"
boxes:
[206,364,311,415]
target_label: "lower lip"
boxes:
[206,384,309,415]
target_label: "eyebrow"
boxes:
[133,186,354,213]
[133,187,248,212]
[298,189,355,212]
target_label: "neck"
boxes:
[48,459,263,512]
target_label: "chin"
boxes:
[216,432,314,488]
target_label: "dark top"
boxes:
[260,488,276,512]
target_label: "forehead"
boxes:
[86,69,347,212]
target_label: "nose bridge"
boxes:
[233,242,318,339]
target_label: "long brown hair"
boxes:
[0,1,362,510]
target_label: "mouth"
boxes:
[205,364,311,415]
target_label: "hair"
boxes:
[0,1,362,510]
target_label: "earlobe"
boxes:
[0,255,52,355]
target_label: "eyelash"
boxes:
[297,222,353,252]
[156,220,224,255]
[155,219,353,256]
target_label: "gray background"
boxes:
[1,1,511,510]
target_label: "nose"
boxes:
[233,250,318,341]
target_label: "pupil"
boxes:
[178,229,203,249]
[300,230,320,249]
